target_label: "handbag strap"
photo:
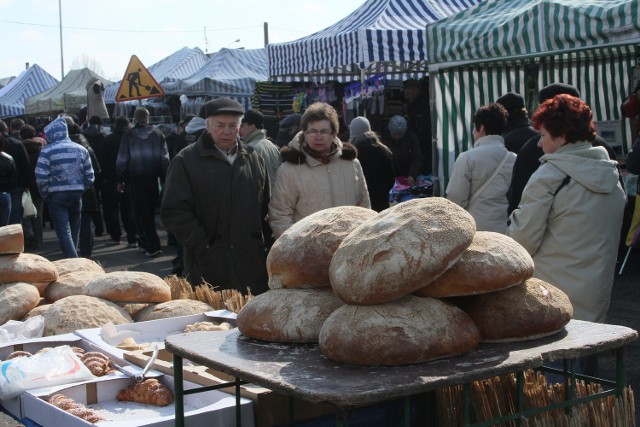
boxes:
[469,151,510,204]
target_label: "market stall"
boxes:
[0,64,58,119]
[426,0,640,194]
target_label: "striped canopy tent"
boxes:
[25,67,113,115]
[104,46,208,103]
[0,76,15,90]
[165,48,269,111]
[0,64,59,119]
[426,0,640,194]
[267,0,483,83]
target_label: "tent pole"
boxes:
[361,68,366,118]
[618,246,633,275]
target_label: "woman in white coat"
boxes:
[507,94,625,323]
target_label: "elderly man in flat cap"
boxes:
[160,97,270,295]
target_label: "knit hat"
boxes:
[242,110,265,128]
[280,113,302,129]
[204,97,244,117]
[349,116,371,141]
[538,83,580,103]
[388,115,407,136]
[44,117,71,144]
[496,92,525,110]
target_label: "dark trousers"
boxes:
[127,177,161,253]
[102,182,123,241]
[79,211,94,258]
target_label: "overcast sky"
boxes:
[0,0,365,81]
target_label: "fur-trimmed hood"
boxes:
[280,131,357,165]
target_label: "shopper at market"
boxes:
[239,109,282,191]
[274,113,302,148]
[507,94,625,323]
[0,134,17,226]
[496,91,538,154]
[446,103,515,233]
[349,116,395,212]
[268,102,370,239]
[0,120,31,224]
[381,115,423,184]
[403,78,432,175]
[161,97,271,294]
[20,124,46,250]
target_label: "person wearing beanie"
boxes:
[348,116,371,142]
[239,110,281,191]
[381,115,423,184]
[161,97,271,295]
[506,83,619,215]
[496,91,537,154]
[275,113,302,148]
[35,117,95,258]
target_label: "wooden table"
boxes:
[166,319,637,426]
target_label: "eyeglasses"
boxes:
[304,129,333,137]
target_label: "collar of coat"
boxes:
[280,132,357,165]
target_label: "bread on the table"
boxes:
[116,378,174,407]
[414,231,534,298]
[45,270,106,302]
[267,206,377,289]
[0,282,41,324]
[237,288,343,343]
[0,224,24,254]
[43,295,133,336]
[329,197,476,305]
[51,258,105,276]
[134,299,213,322]
[84,271,171,303]
[0,253,58,285]
[319,295,480,366]
[452,277,573,343]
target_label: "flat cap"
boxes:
[496,92,525,110]
[204,97,244,117]
[539,83,580,103]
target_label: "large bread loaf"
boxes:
[43,295,133,336]
[0,253,58,285]
[84,271,171,303]
[452,277,573,343]
[267,206,377,289]
[134,300,214,322]
[319,295,480,366]
[237,288,343,343]
[45,270,106,302]
[0,224,24,254]
[414,231,534,298]
[329,198,475,305]
[0,282,41,324]
[52,258,105,276]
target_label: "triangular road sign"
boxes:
[115,55,164,102]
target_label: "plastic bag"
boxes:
[21,190,37,217]
[0,316,45,343]
[0,345,94,399]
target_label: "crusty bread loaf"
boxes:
[267,206,377,289]
[52,258,105,276]
[117,302,155,319]
[319,295,480,366]
[414,231,534,298]
[134,299,214,322]
[329,197,476,305]
[452,277,573,343]
[0,253,58,285]
[43,295,133,336]
[84,271,171,303]
[237,288,343,343]
[22,303,51,320]
[45,270,106,302]
[0,282,41,324]
[0,224,24,254]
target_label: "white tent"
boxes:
[0,64,58,118]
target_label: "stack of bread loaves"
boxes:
[238,197,574,367]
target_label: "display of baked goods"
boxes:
[84,271,171,303]
[48,393,106,423]
[0,282,41,324]
[116,378,174,407]
[0,224,24,254]
[80,351,114,376]
[116,336,149,351]
[183,321,233,333]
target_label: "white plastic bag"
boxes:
[0,345,94,399]
[0,316,45,343]
[21,190,37,218]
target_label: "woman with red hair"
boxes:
[507,94,625,324]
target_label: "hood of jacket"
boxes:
[280,131,357,165]
[541,142,620,194]
[128,123,157,140]
[243,128,268,145]
[83,125,102,138]
[44,117,74,145]
[185,117,206,135]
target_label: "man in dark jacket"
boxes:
[0,120,30,223]
[116,108,169,257]
[160,98,270,294]
[496,92,538,154]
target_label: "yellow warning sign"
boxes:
[115,55,164,102]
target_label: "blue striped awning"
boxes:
[267,0,483,82]
[0,64,59,118]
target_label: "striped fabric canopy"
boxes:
[425,0,640,194]
[104,47,208,103]
[0,64,59,118]
[267,0,483,82]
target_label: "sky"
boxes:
[0,0,366,82]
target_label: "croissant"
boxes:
[49,393,106,422]
[116,378,174,407]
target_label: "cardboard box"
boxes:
[124,349,336,427]
[75,310,237,362]
[22,374,254,427]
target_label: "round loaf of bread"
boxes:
[414,231,534,298]
[237,288,343,343]
[267,206,377,289]
[453,277,573,343]
[22,303,51,320]
[0,253,58,285]
[0,282,41,324]
[0,224,24,254]
[319,295,480,366]
[134,300,214,322]
[118,303,155,319]
[43,295,133,336]
[329,198,476,305]
[45,270,106,302]
[52,258,105,276]
[84,271,171,303]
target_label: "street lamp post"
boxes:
[59,0,64,79]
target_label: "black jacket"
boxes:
[353,133,395,212]
[3,135,30,190]
[0,152,17,193]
